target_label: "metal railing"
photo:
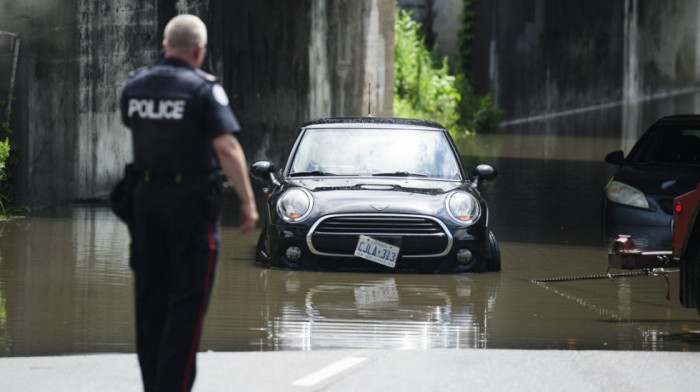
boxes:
[1,31,20,125]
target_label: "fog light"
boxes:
[286,246,302,262]
[456,249,473,264]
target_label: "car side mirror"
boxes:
[604,151,626,165]
[250,161,279,186]
[472,164,498,188]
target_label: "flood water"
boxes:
[2,132,700,357]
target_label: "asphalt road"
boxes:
[2,349,699,391]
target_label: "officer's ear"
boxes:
[194,43,206,67]
[162,40,171,57]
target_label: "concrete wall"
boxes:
[621,0,700,150]
[400,0,700,146]
[0,0,394,208]
[470,0,700,147]
[76,0,160,204]
[396,0,463,67]
[2,0,79,207]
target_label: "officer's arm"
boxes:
[212,134,259,233]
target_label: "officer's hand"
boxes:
[239,202,259,234]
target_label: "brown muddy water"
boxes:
[2,133,700,357]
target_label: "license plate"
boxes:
[354,235,399,268]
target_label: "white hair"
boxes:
[163,14,207,50]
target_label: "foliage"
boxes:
[0,137,8,181]
[457,0,476,74]
[394,9,460,131]
[0,136,12,217]
[1,104,11,216]
[454,74,504,133]
[0,102,28,217]
[393,8,503,135]
[0,196,29,218]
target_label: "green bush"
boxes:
[0,137,8,181]
[0,136,10,216]
[454,74,504,133]
[394,8,503,135]
[0,112,27,217]
[394,9,460,131]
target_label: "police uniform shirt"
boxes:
[120,57,240,175]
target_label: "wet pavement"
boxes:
[1,133,700,358]
[3,350,700,391]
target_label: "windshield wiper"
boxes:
[289,170,336,177]
[372,171,427,177]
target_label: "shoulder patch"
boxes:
[212,84,230,106]
[195,69,218,82]
[128,66,151,78]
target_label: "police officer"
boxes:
[120,14,258,392]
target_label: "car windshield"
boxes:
[288,127,464,180]
[630,127,700,164]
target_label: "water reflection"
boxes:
[0,275,6,353]
[252,271,499,350]
[0,209,133,356]
[456,133,620,247]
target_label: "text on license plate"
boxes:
[354,235,399,268]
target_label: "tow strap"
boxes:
[532,268,678,301]
[531,268,677,283]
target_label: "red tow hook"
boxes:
[607,235,675,270]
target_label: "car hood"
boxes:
[613,164,700,195]
[289,177,464,193]
[286,177,469,216]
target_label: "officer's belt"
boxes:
[136,169,216,184]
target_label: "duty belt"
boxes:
[138,169,216,184]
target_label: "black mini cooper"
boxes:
[250,117,499,273]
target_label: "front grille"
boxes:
[314,215,443,235]
[307,214,451,257]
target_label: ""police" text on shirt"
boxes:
[128,99,186,120]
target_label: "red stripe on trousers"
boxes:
[182,221,216,392]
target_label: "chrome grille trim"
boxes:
[306,213,453,258]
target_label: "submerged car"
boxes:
[250,117,500,273]
[603,115,700,250]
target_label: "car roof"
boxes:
[300,117,445,130]
[652,115,700,127]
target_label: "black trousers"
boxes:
[130,180,219,392]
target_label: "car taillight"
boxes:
[675,202,682,214]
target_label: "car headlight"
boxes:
[606,181,649,209]
[277,188,313,222]
[446,191,481,225]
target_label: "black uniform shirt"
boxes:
[120,57,240,175]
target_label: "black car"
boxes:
[250,117,499,273]
[603,115,700,250]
